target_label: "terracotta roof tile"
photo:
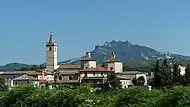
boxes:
[13,75,38,81]
[79,67,111,72]
[106,58,121,63]
[59,72,78,75]
[1,71,40,75]
[58,64,81,69]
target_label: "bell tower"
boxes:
[46,32,59,72]
[104,52,123,73]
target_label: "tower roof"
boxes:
[106,52,121,63]
[80,52,96,61]
[49,33,55,43]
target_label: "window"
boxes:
[69,76,72,80]
[101,72,103,76]
[59,76,62,80]
[110,67,113,71]
[93,72,95,76]
[49,47,52,51]
[84,73,87,77]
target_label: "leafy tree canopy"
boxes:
[0,76,8,92]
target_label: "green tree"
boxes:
[183,63,190,85]
[172,64,182,85]
[132,76,145,86]
[0,76,8,92]
[107,72,121,89]
[151,59,173,88]
[160,59,173,87]
[150,60,162,87]
[157,86,190,107]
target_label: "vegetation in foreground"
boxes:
[2,58,190,107]
[1,85,190,107]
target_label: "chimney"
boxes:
[86,52,91,58]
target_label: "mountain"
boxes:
[61,40,190,64]
[0,63,30,71]
[1,40,190,71]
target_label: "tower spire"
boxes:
[111,52,116,59]
[49,32,55,43]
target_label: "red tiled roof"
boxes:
[79,67,111,72]
[1,71,46,75]
[106,58,121,63]
[13,75,38,81]
[58,64,81,69]
[59,72,78,75]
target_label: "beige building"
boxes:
[104,52,123,73]
[12,75,39,87]
[118,71,148,87]
[79,67,111,89]
[78,52,111,89]
[45,34,148,88]
[0,70,45,88]
[0,33,148,89]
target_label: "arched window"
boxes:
[59,76,62,80]
[49,47,52,51]
[69,76,72,80]
[110,67,113,71]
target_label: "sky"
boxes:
[1,0,190,65]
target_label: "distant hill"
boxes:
[0,63,30,71]
[1,40,190,71]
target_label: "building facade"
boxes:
[0,33,148,89]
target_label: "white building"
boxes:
[104,52,123,74]
[118,71,148,88]
[80,52,97,69]
[179,65,186,76]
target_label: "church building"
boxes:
[45,33,125,87]
[0,33,148,89]
[44,33,146,88]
